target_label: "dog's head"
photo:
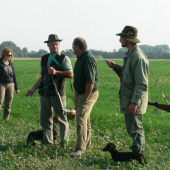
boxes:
[103,143,117,152]
[27,130,43,145]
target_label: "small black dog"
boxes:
[27,116,58,146]
[103,143,148,164]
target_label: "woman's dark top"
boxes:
[0,59,19,90]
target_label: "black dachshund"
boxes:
[27,116,58,146]
[103,143,148,164]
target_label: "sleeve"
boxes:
[113,64,123,78]
[11,63,19,91]
[131,57,149,104]
[85,58,97,83]
[61,56,73,71]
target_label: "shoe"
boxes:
[70,149,85,157]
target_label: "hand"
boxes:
[16,90,20,94]
[127,103,137,114]
[105,60,117,68]
[85,93,91,100]
[48,67,57,75]
[69,109,76,116]
[27,89,34,96]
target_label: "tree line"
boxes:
[0,41,170,59]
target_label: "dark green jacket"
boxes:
[39,53,66,96]
[74,51,98,94]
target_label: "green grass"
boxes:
[0,59,170,169]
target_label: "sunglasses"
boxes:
[6,55,12,57]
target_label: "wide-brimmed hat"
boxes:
[116,26,140,43]
[44,34,62,43]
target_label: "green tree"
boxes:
[22,47,28,58]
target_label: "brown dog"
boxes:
[103,143,148,164]
[27,116,58,146]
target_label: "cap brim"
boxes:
[44,39,63,43]
[116,33,122,36]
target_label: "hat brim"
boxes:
[44,39,63,43]
[116,33,140,43]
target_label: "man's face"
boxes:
[72,41,78,55]
[47,41,60,54]
[119,37,128,47]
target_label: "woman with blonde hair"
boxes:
[0,48,20,120]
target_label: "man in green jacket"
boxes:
[106,26,149,154]
[71,37,99,156]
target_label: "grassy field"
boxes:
[0,59,170,170]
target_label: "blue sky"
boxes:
[0,0,169,52]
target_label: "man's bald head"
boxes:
[73,37,87,51]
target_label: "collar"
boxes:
[55,51,61,56]
[77,51,88,60]
[125,44,138,56]
[0,59,11,65]
[50,51,61,57]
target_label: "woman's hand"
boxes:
[16,90,20,94]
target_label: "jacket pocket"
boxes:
[123,73,134,90]
[120,93,131,110]
[120,86,133,110]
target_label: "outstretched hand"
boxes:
[105,60,117,68]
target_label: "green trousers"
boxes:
[40,95,69,146]
[125,114,145,153]
[74,90,99,151]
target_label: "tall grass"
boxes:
[0,59,170,169]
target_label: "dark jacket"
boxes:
[74,50,98,94]
[0,59,19,90]
[39,53,66,96]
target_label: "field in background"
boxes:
[0,59,170,169]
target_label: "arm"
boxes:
[27,76,42,96]
[105,60,117,68]
[48,55,73,78]
[131,57,149,104]
[84,57,97,99]
[105,60,123,78]
[128,57,149,114]
[48,67,73,78]
[11,63,20,94]
[85,83,94,100]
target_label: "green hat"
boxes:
[44,34,62,43]
[116,26,140,43]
